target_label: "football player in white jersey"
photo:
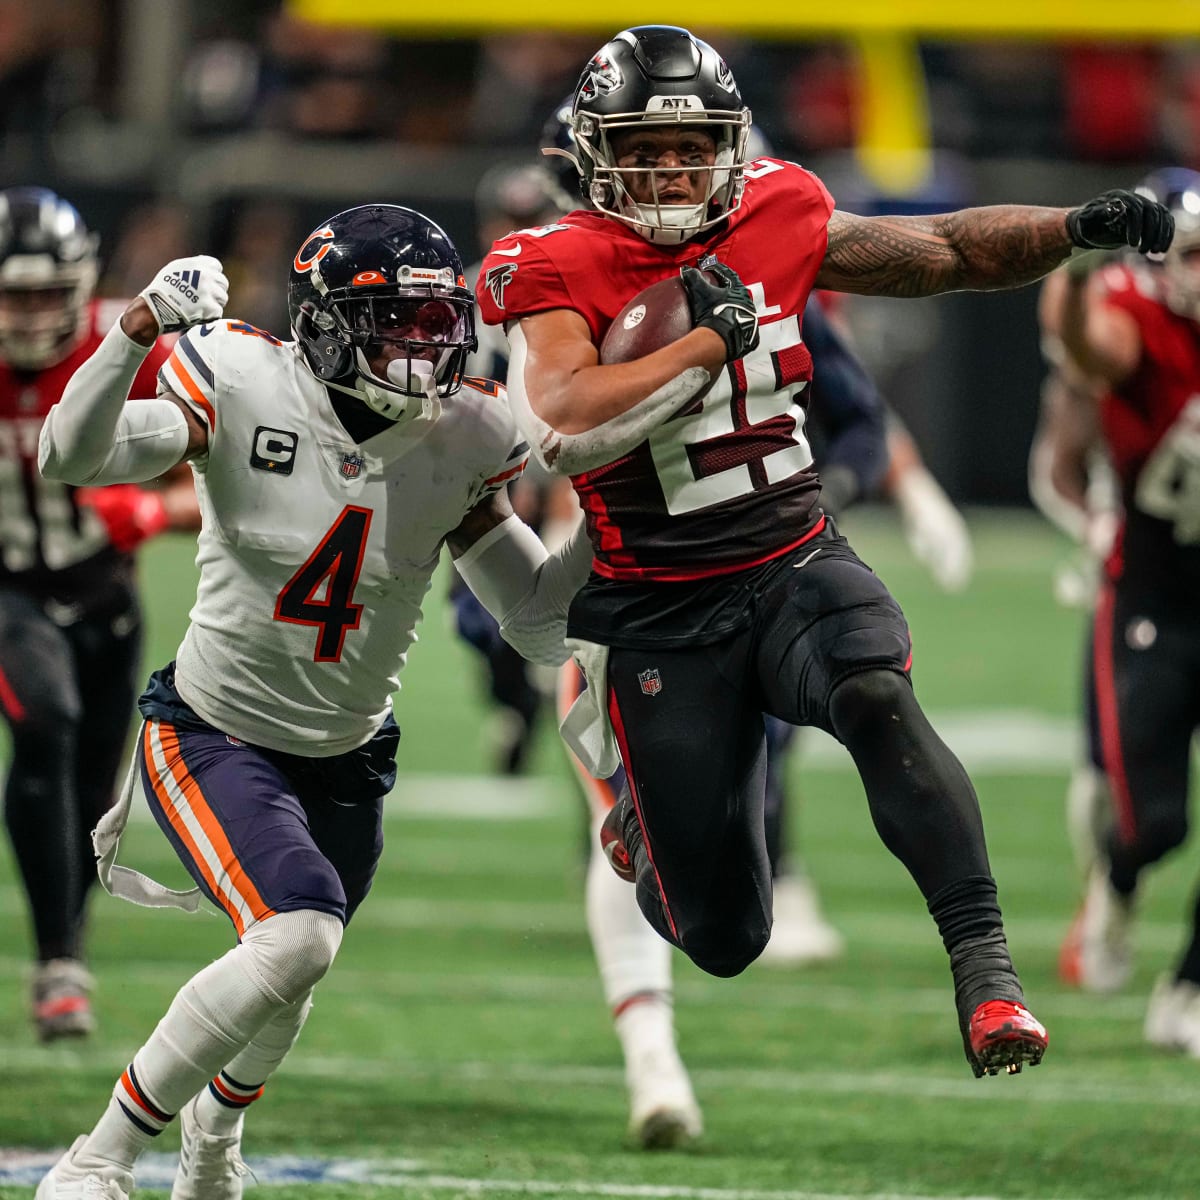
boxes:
[34,204,591,1200]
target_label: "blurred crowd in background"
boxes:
[4,0,1198,501]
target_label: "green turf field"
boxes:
[1,509,1197,1200]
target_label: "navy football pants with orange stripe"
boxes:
[137,670,392,932]
[0,585,140,961]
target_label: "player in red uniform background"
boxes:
[478,25,1175,1077]
[0,188,199,1040]
[1048,169,1200,1052]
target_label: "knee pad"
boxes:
[240,909,343,1004]
[829,668,914,741]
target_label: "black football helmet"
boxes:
[1135,167,1200,321]
[570,26,752,245]
[0,187,99,370]
[288,204,476,421]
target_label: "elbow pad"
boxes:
[454,515,592,667]
[506,323,711,475]
[38,320,189,483]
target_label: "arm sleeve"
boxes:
[452,514,593,667]
[804,297,888,507]
[506,323,711,475]
[38,321,189,485]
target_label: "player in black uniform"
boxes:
[0,188,198,1040]
[1048,171,1200,1049]
[480,26,1173,1076]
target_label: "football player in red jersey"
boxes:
[0,188,199,1041]
[1047,169,1200,1050]
[479,25,1174,1077]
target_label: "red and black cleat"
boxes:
[599,799,636,883]
[968,1000,1048,1077]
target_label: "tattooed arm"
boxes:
[814,207,1075,297]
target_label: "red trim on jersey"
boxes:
[1092,582,1136,845]
[591,514,827,583]
[0,663,25,722]
[606,687,678,942]
[576,476,632,567]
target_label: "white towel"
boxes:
[93,734,205,913]
[558,637,621,779]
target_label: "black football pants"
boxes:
[606,542,992,978]
[0,587,141,962]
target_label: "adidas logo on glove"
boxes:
[163,269,202,304]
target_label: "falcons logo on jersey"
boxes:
[485,263,517,310]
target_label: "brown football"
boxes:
[598,275,695,364]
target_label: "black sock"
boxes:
[928,876,1025,1074]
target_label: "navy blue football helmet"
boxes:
[569,26,752,245]
[0,187,98,369]
[288,204,476,419]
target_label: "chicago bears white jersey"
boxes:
[157,319,527,756]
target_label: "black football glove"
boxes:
[1066,189,1174,255]
[680,260,760,362]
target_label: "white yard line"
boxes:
[2,1044,1197,1110]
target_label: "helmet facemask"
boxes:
[0,249,98,370]
[575,108,751,245]
[295,267,476,423]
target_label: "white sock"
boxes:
[614,993,680,1071]
[78,941,284,1171]
[193,993,314,1135]
[586,814,672,1008]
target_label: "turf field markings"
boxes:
[0,1149,1088,1198]
[0,954,1158,1023]
[4,1045,1199,1110]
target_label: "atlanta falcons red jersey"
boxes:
[0,300,171,596]
[1096,264,1200,598]
[478,158,835,581]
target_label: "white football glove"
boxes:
[894,466,974,593]
[138,255,228,335]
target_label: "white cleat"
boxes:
[32,959,97,1042]
[627,1045,703,1151]
[1144,974,1200,1055]
[758,875,845,966]
[172,1098,252,1200]
[1059,865,1134,993]
[35,1136,131,1200]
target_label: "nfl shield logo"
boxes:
[638,668,662,697]
[340,452,365,479]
